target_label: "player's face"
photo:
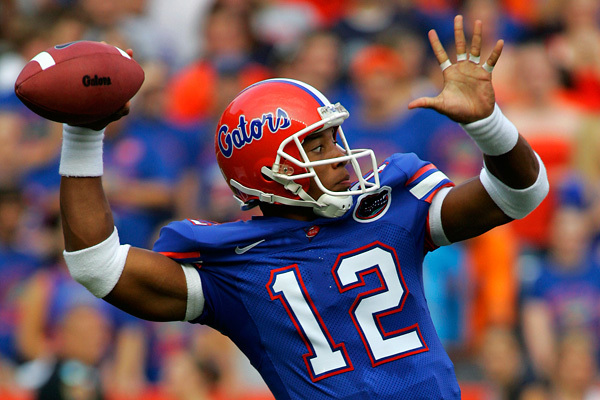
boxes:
[302,128,351,200]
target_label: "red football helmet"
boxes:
[215,78,380,218]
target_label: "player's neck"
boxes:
[259,203,318,221]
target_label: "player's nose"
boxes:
[331,145,349,168]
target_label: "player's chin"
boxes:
[333,181,352,192]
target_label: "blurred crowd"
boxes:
[1,0,600,399]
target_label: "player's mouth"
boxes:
[336,174,352,191]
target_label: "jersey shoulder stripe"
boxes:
[406,164,437,185]
[405,165,452,202]
[371,153,454,203]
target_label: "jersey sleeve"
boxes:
[396,153,454,204]
[386,153,455,253]
[152,219,204,264]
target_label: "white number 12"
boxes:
[267,242,427,381]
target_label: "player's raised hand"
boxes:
[74,101,131,131]
[408,15,503,124]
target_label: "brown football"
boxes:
[14,41,145,125]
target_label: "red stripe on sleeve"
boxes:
[159,251,201,259]
[406,164,436,186]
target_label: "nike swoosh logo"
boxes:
[234,239,266,254]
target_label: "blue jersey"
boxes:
[153,153,458,399]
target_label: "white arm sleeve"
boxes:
[480,152,549,220]
[428,187,452,247]
[63,227,130,298]
[180,263,205,321]
[63,226,205,321]
[427,153,549,248]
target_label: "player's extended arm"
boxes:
[408,16,548,243]
[60,110,200,322]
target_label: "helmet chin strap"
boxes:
[285,180,352,218]
[263,167,353,218]
[231,167,353,218]
[312,193,353,218]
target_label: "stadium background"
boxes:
[1,0,600,399]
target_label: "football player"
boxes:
[58,16,547,399]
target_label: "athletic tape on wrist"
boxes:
[59,124,105,177]
[460,103,519,156]
[180,264,205,321]
[63,227,130,298]
[480,152,549,220]
[428,186,452,246]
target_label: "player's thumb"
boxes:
[407,96,439,110]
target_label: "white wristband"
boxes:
[460,103,519,156]
[480,152,549,220]
[59,124,105,177]
[63,227,130,298]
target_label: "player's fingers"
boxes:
[107,102,131,122]
[454,15,467,61]
[75,102,130,130]
[117,101,131,117]
[469,20,482,63]
[482,39,504,73]
[428,30,451,71]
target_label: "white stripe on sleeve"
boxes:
[409,171,449,199]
